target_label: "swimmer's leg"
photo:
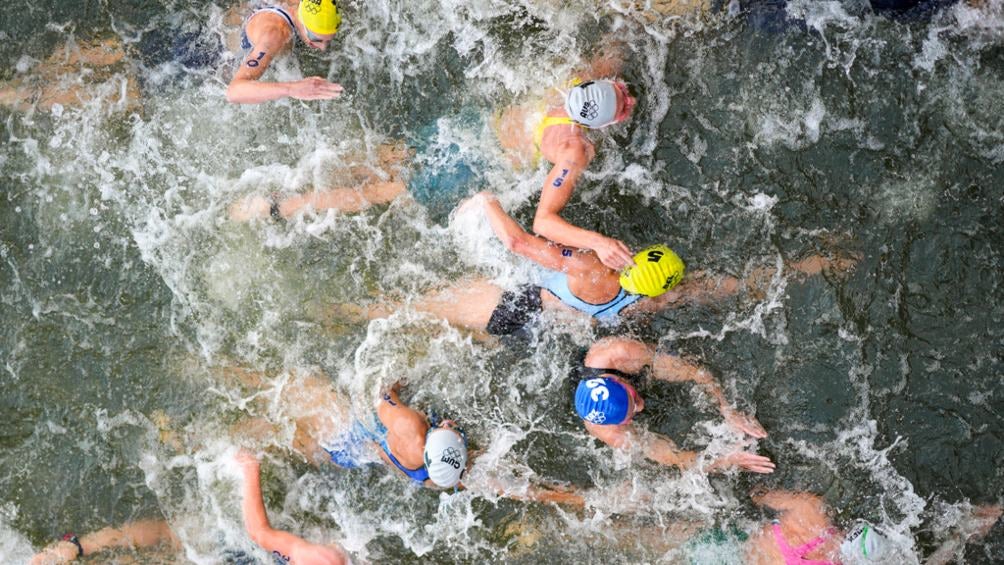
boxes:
[216,367,347,465]
[278,180,406,216]
[331,278,503,335]
[228,180,407,222]
[633,0,711,18]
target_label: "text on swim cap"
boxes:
[647,249,664,262]
[584,378,609,402]
[441,447,463,469]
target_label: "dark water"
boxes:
[1,0,1002,563]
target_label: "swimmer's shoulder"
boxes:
[244,7,295,46]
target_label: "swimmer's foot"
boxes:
[228,194,276,222]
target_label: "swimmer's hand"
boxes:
[456,191,492,215]
[236,449,261,476]
[595,236,634,271]
[723,409,768,439]
[287,77,344,100]
[708,451,775,474]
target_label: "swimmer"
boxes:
[746,490,1002,564]
[338,192,856,337]
[493,45,638,270]
[573,336,774,473]
[225,368,584,505]
[227,0,345,104]
[0,38,141,113]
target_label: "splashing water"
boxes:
[2,0,1003,562]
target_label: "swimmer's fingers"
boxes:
[288,77,344,100]
[713,451,775,474]
[235,448,258,466]
[456,191,493,215]
[735,453,776,474]
[596,237,635,270]
[724,410,768,439]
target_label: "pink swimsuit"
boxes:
[771,521,839,565]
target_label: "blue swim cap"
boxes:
[575,377,631,425]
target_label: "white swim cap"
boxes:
[423,429,467,488]
[564,80,619,129]
[840,522,889,563]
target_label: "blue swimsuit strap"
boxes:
[542,271,641,318]
[372,419,429,483]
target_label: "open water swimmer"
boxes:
[227,0,344,104]
[573,336,774,473]
[493,44,638,270]
[217,367,583,505]
[337,192,857,337]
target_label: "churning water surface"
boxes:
[1,0,1002,563]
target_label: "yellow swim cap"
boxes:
[298,0,341,36]
[619,244,685,297]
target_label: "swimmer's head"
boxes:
[423,423,468,488]
[564,79,636,129]
[840,522,890,563]
[575,376,642,426]
[298,0,340,48]
[619,244,685,297]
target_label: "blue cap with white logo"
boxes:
[575,377,631,425]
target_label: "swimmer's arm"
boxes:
[751,491,825,513]
[623,272,739,317]
[227,26,289,103]
[534,158,634,270]
[30,521,178,564]
[584,421,698,469]
[468,192,574,271]
[751,491,830,524]
[237,451,312,560]
[226,26,343,104]
[584,337,656,375]
[454,477,586,506]
[652,357,767,439]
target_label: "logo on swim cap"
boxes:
[564,80,619,129]
[619,244,685,297]
[424,429,467,488]
[575,377,631,425]
[840,522,890,563]
[298,0,341,35]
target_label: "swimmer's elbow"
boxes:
[503,231,534,256]
[531,213,556,240]
[225,83,242,104]
[226,80,254,104]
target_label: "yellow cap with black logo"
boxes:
[298,0,341,35]
[619,244,685,297]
